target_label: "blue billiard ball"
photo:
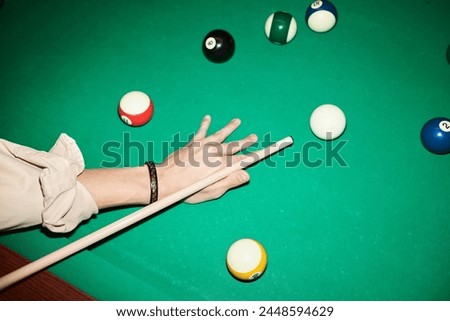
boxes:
[305,0,338,33]
[420,117,450,154]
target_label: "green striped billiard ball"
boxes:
[265,11,297,45]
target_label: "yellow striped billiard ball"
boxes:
[226,238,267,281]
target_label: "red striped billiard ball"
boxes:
[118,91,154,127]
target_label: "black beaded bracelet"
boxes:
[145,161,158,204]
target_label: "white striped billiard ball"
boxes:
[118,91,154,127]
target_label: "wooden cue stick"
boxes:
[0,136,293,291]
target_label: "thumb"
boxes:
[184,170,250,204]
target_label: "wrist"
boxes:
[145,161,158,204]
[129,166,151,205]
[154,164,170,200]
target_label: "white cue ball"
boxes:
[226,238,267,281]
[118,91,154,127]
[310,104,346,140]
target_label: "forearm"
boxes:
[78,166,150,210]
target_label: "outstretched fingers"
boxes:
[205,118,242,144]
[222,134,258,156]
[187,115,211,146]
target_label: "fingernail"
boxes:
[202,115,211,124]
[237,171,250,183]
[249,134,258,140]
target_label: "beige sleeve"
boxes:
[0,134,99,233]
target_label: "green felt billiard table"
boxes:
[1,0,449,300]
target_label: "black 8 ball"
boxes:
[202,29,235,63]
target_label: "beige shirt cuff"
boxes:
[0,134,99,233]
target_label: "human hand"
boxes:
[156,115,257,203]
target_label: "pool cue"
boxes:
[0,136,293,291]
